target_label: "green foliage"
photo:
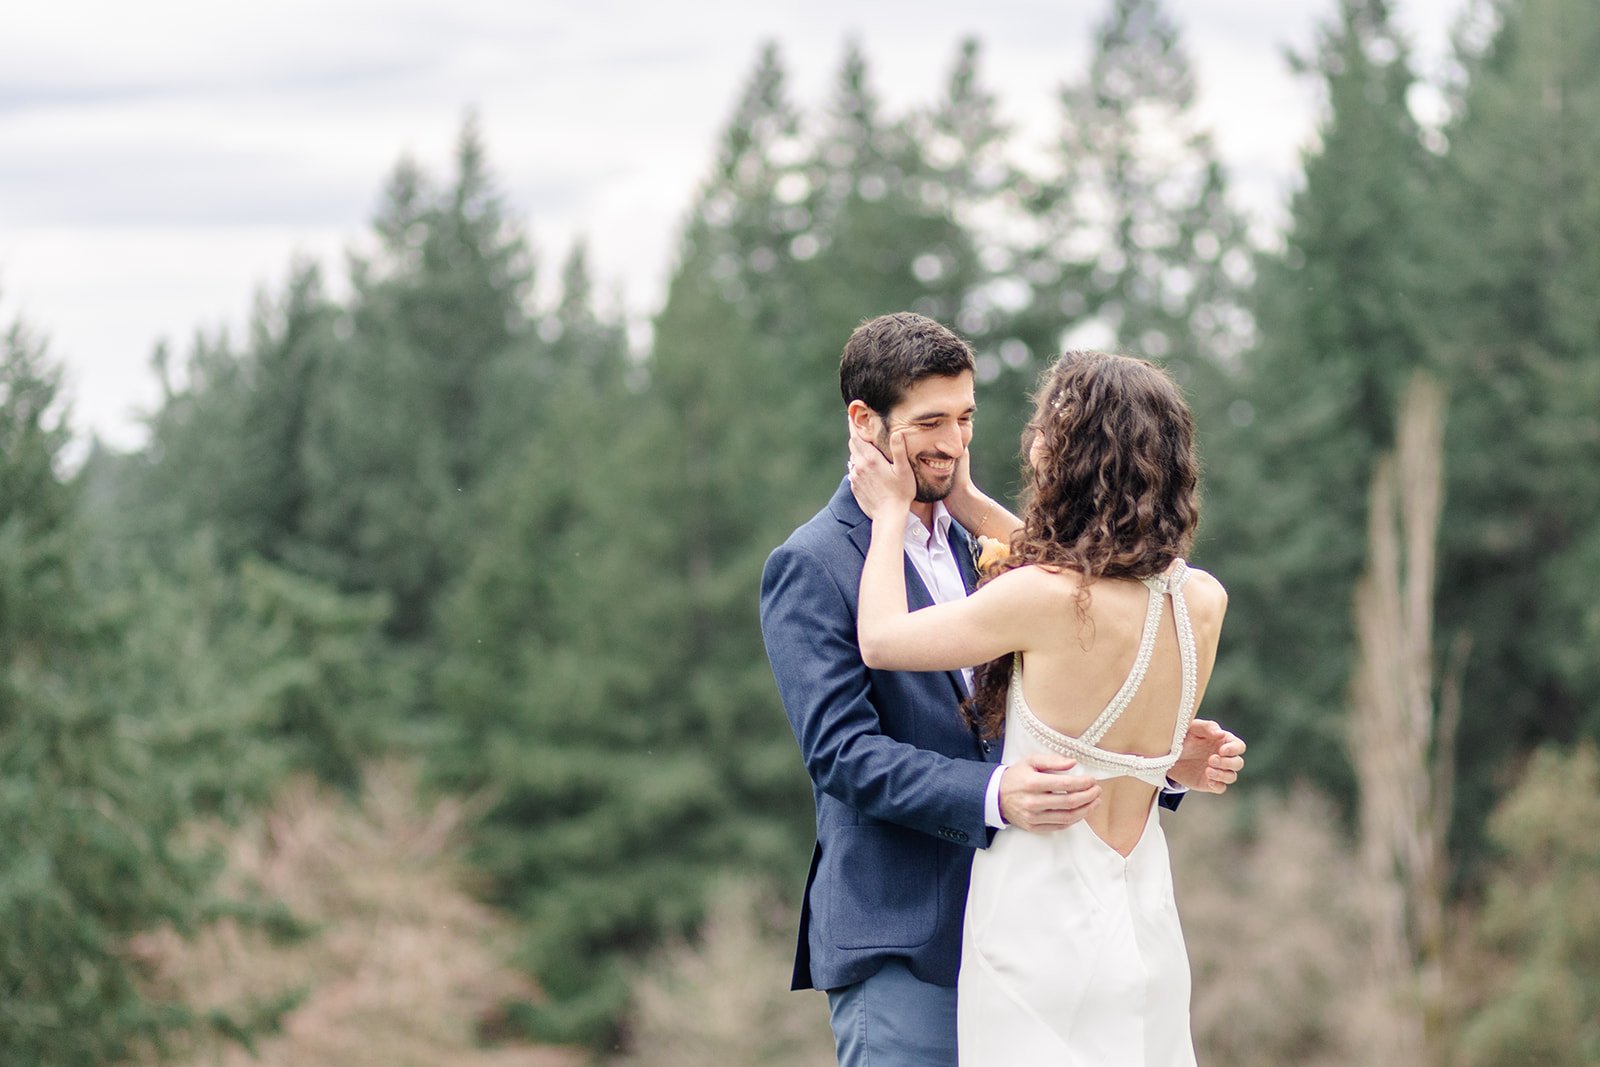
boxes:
[1457,744,1600,1065]
[124,262,336,572]
[1029,0,1251,367]
[11,1,1600,1054]
[296,118,534,640]
[102,539,411,815]
[1427,0,1600,869]
[1199,0,1435,804]
[0,314,217,1063]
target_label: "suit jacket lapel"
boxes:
[834,477,972,699]
[950,521,980,595]
[840,482,938,611]
[943,519,978,698]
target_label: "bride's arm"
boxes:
[849,430,1041,672]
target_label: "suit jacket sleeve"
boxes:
[761,540,994,846]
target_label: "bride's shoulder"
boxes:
[1180,565,1228,622]
[985,562,1085,604]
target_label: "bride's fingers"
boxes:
[848,435,885,477]
[887,427,911,467]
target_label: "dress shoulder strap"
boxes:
[1076,568,1162,744]
[1077,559,1196,748]
[1154,561,1200,754]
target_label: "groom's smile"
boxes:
[878,371,976,505]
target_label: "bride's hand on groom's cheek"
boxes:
[847,429,914,520]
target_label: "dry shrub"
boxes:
[131,764,582,1067]
[606,793,1420,1066]
[1170,788,1413,1067]
[607,879,834,1067]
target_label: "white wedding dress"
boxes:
[958,561,1200,1067]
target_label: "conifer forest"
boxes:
[4,0,1600,1063]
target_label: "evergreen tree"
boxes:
[976,0,1252,496]
[123,261,335,571]
[126,329,253,563]
[0,313,217,1063]
[915,39,1038,493]
[1021,0,1251,376]
[102,539,407,814]
[436,245,683,1044]
[300,119,533,639]
[1200,0,1435,799]
[1428,0,1600,855]
[433,53,823,1040]
[239,263,337,566]
[796,41,989,444]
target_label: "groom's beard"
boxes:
[878,432,959,503]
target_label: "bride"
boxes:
[847,349,1227,1065]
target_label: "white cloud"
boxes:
[0,0,1466,446]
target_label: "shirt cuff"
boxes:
[984,764,1009,828]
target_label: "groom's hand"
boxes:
[1168,718,1246,793]
[999,754,1101,832]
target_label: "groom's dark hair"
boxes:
[839,312,975,414]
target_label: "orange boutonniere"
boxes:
[975,535,1012,576]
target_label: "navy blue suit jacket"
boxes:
[760,478,998,992]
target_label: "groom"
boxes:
[759,312,1245,1067]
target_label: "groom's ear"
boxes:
[846,400,880,441]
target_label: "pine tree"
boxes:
[99,539,407,814]
[1428,0,1600,851]
[1020,0,1251,378]
[802,41,983,330]
[0,312,218,1063]
[432,53,825,1039]
[123,261,335,571]
[435,244,683,1044]
[300,119,533,639]
[914,39,1038,493]
[1200,0,1435,798]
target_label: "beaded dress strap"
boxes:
[1011,559,1200,778]
[1078,559,1190,744]
[1158,562,1200,754]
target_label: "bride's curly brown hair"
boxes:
[966,350,1201,739]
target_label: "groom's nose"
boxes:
[939,423,969,455]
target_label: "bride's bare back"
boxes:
[1007,562,1227,854]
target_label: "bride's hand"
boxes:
[953,447,975,501]
[848,428,915,521]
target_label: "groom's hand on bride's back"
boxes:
[1168,718,1246,794]
[999,754,1101,832]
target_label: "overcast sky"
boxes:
[1,0,1465,449]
